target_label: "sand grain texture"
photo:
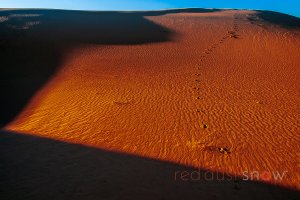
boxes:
[1,9,300,199]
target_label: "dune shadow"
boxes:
[0,130,299,200]
[0,9,177,44]
[251,11,300,30]
[136,8,222,16]
[0,9,177,127]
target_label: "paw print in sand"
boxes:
[217,147,231,154]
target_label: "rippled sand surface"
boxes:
[1,9,300,198]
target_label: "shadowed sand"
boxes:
[1,131,299,200]
[0,8,300,199]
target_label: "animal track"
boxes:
[217,147,231,154]
[189,12,241,152]
[204,146,231,155]
[202,124,208,129]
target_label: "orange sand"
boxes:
[2,9,300,192]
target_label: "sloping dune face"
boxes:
[1,9,300,189]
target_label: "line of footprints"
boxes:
[192,14,242,155]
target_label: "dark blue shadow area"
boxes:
[249,10,300,29]
[0,131,299,200]
[0,9,175,44]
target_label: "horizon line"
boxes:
[1,7,299,18]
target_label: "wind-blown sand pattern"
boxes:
[1,8,300,199]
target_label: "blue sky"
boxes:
[1,0,299,18]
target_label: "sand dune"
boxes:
[0,8,300,199]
